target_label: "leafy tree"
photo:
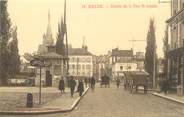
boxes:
[0,0,12,85]
[0,1,20,85]
[8,27,21,77]
[145,18,157,88]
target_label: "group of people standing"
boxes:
[58,76,96,97]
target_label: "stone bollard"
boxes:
[27,93,33,108]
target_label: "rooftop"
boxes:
[35,52,65,59]
[111,48,133,57]
[68,48,93,56]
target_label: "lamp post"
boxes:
[30,58,49,104]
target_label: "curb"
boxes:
[152,92,184,105]
[138,88,158,92]
[0,87,89,115]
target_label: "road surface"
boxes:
[1,83,184,117]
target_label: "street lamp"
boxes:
[30,58,50,104]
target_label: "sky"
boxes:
[7,0,170,57]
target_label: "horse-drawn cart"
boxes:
[100,75,110,88]
[123,71,149,94]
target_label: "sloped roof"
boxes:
[112,49,133,57]
[68,48,93,56]
[35,52,65,59]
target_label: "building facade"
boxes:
[97,55,109,80]
[68,47,93,78]
[166,0,184,93]
[109,48,137,79]
[112,60,138,78]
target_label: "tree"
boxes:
[0,0,12,85]
[56,17,65,56]
[145,18,157,88]
[8,26,21,77]
[163,26,169,78]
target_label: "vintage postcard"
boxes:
[0,0,184,117]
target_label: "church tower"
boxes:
[43,10,54,46]
[38,10,54,54]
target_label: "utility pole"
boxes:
[64,0,69,77]
[129,39,146,53]
[153,42,156,88]
[77,58,79,77]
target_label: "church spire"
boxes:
[46,10,52,38]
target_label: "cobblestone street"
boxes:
[1,83,184,117]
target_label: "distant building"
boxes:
[109,48,133,65]
[157,58,164,83]
[108,48,137,79]
[8,56,36,86]
[68,45,93,78]
[34,51,65,87]
[134,52,145,71]
[92,55,98,79]
[166,0,184,92]
[96,48,145,79]
[97,55,109,80]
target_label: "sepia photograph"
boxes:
[0,0,184,117]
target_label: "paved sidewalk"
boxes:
[152,92,184,105]
[0,87,89,114]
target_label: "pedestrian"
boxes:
[78,79,84,96]
[84,77,88,87]
[58,76,65,93]
[162,79,169,94]
[69,76,76,97]
[90,76,96,90]
[116,78,120,88]
[105,74,110,88]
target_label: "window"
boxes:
[86,65,91,69]
[82,65,85,69]
[87,58,91,62]
[77,64,81,69]
[128,66,131,70]
[72,65,75,69]
[69,65,72,69]
[120,66,123,70]
[54,65,61,75]
[71,58,75,62]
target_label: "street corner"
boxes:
[0,87,89,115]
[152,92,184,105]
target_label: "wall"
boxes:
[68,55,93,77]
